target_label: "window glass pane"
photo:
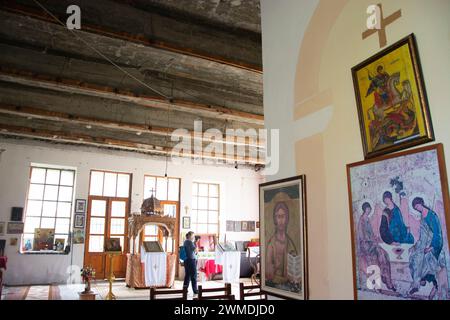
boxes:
[30,168,46,184]
[55,218,70,234]
[91,200,106,216]
[192,196,198,210]
[163,204,176,218]
[41,217,55,229]
[191,223,197,232]
[198,197,208,210]
[198,184,208,196]
[57,202,71,217]
[163,237,173,253]
[209,184,219,197]
[110,218,125,235]
[209,198,219,211]
[22,234,34,252]
[44,185,58,201]
[116,174,130,197]
[144,176,156,199]
[192,183,198,196]
[103,173,117,197]
[60,170,74,186]
[167,179,179,201]
[191,212,198,224]
[89,171,104,196]
[46,169,60,185]
[111,201,126,217]
[89,235,104,252]
[197,224,207,234]
[28,184,44,200]
[26,200,42,216]
[24,217,40,233]
[90,217,105,234]
[198,210,208,223]
[208,211,218,223]
[42,201,57,217]
[156,178,168,200]
[145,225,158,236]
[58,186,73,202]
[117,236,124,252]
[208,224,218,235]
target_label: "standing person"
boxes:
[183,231,198,294]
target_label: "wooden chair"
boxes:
[150,287,187,300]
[195,283,235,300]
[239,283,267,300]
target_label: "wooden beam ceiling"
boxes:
[0,68,264,125]
[0,103,265,148]
[0,0,262,72]
[0,124,264,165]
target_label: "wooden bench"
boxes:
[195,283,235,300]
[239,283,267,300]
[150,287,188,300]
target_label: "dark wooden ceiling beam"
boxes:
[0,123,264,165]
[0,68,264,125]
[0,103,265,148]
[0,1,262,73]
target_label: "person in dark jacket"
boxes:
[183,231,198,294]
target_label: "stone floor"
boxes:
[1,278,256,300]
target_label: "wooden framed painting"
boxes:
[74,214,85,228]
[226,220,235,232]
[347,143,450,300]
[105,237,122,252]
[182,216,191,229]
[75,199,86,213]
[73,228,85,244]
[7,222,24,234]
[259,175,308,300]
[351,33,434,159]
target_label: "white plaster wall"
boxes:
[260,0,319,181]
[0,139,262,285]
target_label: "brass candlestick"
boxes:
[105,252,120,300]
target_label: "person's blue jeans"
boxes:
[183,258,198,293]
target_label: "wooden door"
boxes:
[84,196,129,279]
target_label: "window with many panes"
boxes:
[87,170,130,253]
[191,182,220,236]
[22,166,75,252]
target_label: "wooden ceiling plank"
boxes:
[0,103,265,148]
[0,67,264,125]
[0,123,264,165]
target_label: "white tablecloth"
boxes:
[215,250,240,283]
[140,246,166,287]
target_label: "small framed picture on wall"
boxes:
[75,199,86,213]
[182,216,191,229]
[0,222,5,236]
[74,214,85,229]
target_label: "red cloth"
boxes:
[0,256,7,270]
[201,259,222,278]
[247,241,259,247]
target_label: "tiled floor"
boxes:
[2,278,256,300]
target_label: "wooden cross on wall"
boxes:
[362,4,402,48]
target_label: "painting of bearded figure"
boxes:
[259,175,308,300]
[352,33,434,159]
[347,144,450,300]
